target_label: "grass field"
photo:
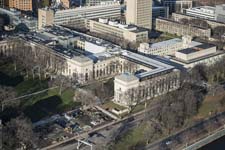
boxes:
[112,123,147,150]
[197,90,225,119]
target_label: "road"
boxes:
[41,101,225,150]
[144,111,225,150]
[41,101,159,150]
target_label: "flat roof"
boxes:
[178,43,215,54]
[121,50,174,79]
[149,38,201,49]
[115,73,139,82]
[172,51,225,64]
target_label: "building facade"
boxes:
[171,44,225,68]
[38,2,121,29]
[114,69,180,106]
[126,0,152,30]
[6,0,32,11]
[162,0,192,14]
[152,6,169,27]
[172,13,225,29]
[185,6,216,20]
[215,4,225,23]
[0,25,181,107]
[89,18,148,42]
[156,18,211,38]
[138,36,202,56]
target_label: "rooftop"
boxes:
[178,43,215,54]
[189,6,215,11]
[115,73,139,82]
[121,51,174,79]
[73,55,93,63]
[148,38,201,49]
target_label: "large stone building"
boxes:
[38,2,121,29]
[5,0,32,11]
[0,25,180,107]
[88,18,149,42]
[156,17,211,38]
[126,0,152,30]
[113,51,180,106]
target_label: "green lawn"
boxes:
[112,123,147,150]
[102,101,127,111]
[197,91,225,119]
[22,87,80,122]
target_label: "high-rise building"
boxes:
[126,0,152,30]
[6,0,32,11]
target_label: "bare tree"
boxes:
[0,86,17,110]
[2,115,37,150]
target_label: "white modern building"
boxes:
[170,43,225,68]
[138,36,201,56]
[185,6,216,20]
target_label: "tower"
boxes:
[126,0,152,30]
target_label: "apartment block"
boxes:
[6,0,32,11]
[126,0,152,30]
[38,8,54,29]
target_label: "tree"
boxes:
[74,89,97,107]
[143,120,163,145]
[0,86,17,110]
[212,26,225,39]
[48,75,72,95]
[2,115,37,150]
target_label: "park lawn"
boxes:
[23,88,81,122]
[113,123,147,150]
[15,78,49,96]
[197,91,225,119]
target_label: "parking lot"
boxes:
[34,107,114,147]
